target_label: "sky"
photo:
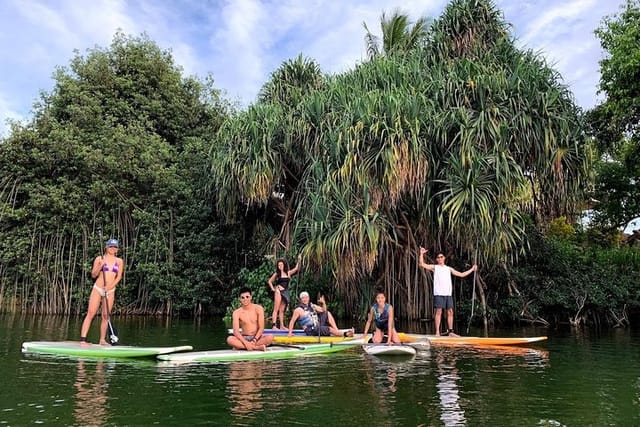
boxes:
[0,0,627,139]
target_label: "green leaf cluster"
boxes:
[0,33,235,315]
[501,227,640,326]
[587,0,640,232]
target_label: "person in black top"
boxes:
[267,255,301,329]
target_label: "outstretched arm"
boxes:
[418,247,434,271]
[451,264,478,278]
[255,305,265,339]
[387,306,395,344]
[288,254,302,276]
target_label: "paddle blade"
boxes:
[107,322,119,345]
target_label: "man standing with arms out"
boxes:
[418,247,477,337]
[227,287,274,350]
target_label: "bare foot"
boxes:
[448,331,460,337]
[99,340,111,346]
[258,345,267,351]
[80,341,90,347]
[346,328,354,337]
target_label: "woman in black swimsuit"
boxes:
[267,255,301,329]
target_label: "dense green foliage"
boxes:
[210,0,590,320]
[586,0,640,231]
[493,226,640,327]
[0,33,240,315]
[0,1,636,327]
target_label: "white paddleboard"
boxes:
[363,344,417,356]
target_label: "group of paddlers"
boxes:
[227,248,477,351]
[78,240,476,349]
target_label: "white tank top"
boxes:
[433,265,452,296]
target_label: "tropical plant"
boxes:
[363,9,431,59]
[211,0,590,321]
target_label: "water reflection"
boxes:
[435,350,466,426]
[360,354,420,421]
[453,345,550,368]
[73,360,109,427]
[226,361,267,420]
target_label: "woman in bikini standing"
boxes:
[267,255,301,329]
[80,238,124,345]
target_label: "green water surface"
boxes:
[1,314,638,426]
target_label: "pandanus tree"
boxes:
[211,55,326,252]
[210,0,590,320]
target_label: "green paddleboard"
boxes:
[22,341,193,358]
[157,340,363,363]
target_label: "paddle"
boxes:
[273,344,306,350]
[330,338,366,346]
[466,248,478,335]
[363,342,403,347]
[316,293,322,344]
[99,231,119,345]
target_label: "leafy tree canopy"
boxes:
[587,0,640,232]
[210,0,590,318]
[0,32,234,315]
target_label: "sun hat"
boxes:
[299,291,309,298]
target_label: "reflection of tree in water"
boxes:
[227,361,267,419]
[73,360,108,427]
[435,351,466,426]
[361,357,402,419]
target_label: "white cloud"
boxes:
[0,0,628,128]
[497,0,623,109]
[520,0,597,44]
[0,92,24,139]
[204,0,271,104]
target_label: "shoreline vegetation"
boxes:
[1,0,639,328]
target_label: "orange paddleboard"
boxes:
[399,333,547,346]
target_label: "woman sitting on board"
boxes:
[362,290,401,345]
[287,292,354,337]
[267,255,301,329]
[80,238,124,345]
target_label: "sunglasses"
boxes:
[240,295,251,300]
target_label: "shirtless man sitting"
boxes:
[227,287,274,351]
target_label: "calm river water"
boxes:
[1,313,638,426]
